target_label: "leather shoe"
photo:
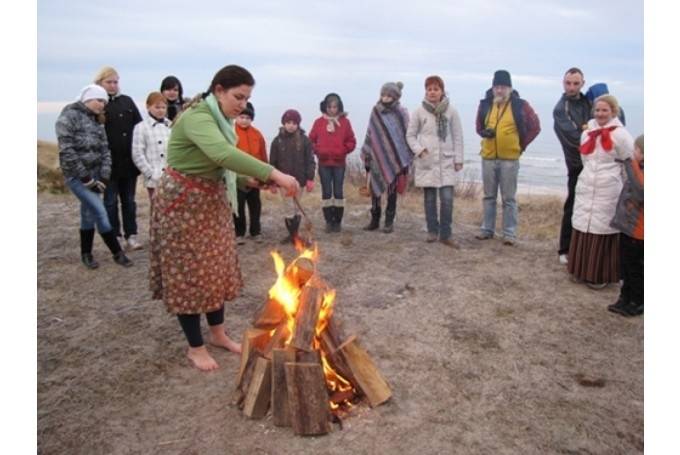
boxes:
[81,253,99,269]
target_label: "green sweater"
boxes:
[167,101,274,185]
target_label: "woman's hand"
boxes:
[269,169,300,197]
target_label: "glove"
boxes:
[305,180,314,192]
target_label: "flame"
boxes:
[266,244,356,410]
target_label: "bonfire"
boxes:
[232,237,392,436]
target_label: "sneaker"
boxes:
[252,234,263,244]
[586,281,608,290]
[426,233,438,243]
[502,238,516,246]
[559,254,568,265]
[117,236,127,250]
[382,224,394,234]
[475,233,493,240]
[440,238,461,249]
[236,236,246,245]
[113,251,133,267]
[127,235,143,250]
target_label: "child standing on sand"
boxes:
[269,109,316,243]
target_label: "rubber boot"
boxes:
[383,192,397,233]
[80,229,99,269]
[364,197,381,231]
[333,206,344,233]
[322,206,334,233]
[100,230,133,267]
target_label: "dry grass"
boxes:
[37,140,66,193]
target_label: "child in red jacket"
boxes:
[234,102,268,243]
[309,93,356,232]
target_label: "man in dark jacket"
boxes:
[95,67,143,250]
[553,67,591,264]
[475,70,540,245]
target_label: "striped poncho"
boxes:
[360,102,413,197]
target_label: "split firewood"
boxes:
[262,322,290,359]
[285,362,331,435]
[243,357,272,419]
[271,348,296,427]
[337,337,391,407]
[233,349,262,408]
[296,349,321,364]
[290,278,325,352]
[252,297,287,330]
[286,257,315,288]
[235,328,270,387]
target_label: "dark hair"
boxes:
[564,67,584,77]
[160,75,184,101]
[207,65,255,97]
[320,93,344,114]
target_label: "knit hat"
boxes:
[585,83,609,103]
[281,109,302,125]
[78,84,108,103]
[381,81,404,100]
[320,93,344,114]
[241,102,255,119]
[492,70,512,87]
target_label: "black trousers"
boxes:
[233,189,262,237]
[177,308,225,347]
[559,166,583,255]
[620,234,644,305]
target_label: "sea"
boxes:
[37,101,643,196]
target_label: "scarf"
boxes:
[422,96,450,142]
[361,103,413,197]
[323,113,341,133]
[205,93,238,210]
[580,125,618,155]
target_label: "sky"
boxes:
[36,0,645,150]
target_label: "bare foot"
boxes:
[186,346,219,371]
[209,325,242,354]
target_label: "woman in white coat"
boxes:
[568,95,634,288]
[406,75,464,248]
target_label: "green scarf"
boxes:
[205,93,239,210]
[422,96,450,142]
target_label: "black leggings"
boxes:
[177,308,224,347]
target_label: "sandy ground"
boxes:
[37,185,643,455]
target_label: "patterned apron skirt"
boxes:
[150,167,243,314]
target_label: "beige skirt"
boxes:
[149,168,243,314]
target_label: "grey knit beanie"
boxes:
[381,81,404,100]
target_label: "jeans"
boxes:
[104,176,138,238]
[423,186,454,240]
[481,159,519,239]
[66,177,113,233]
[558,166,583,255]
[318,165,345,204]
[233,189,262,237]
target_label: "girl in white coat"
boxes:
[406,75,464,247]
[568,95,634,287]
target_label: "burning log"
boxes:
[285,362,332,435]
[243,357,272,419]
[290,278,326,352]
[262,322,290,359]
[337,336,392,407]
[271,348,296,427]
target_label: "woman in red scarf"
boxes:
[568,95,635,288]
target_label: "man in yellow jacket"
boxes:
[474,70,541,245]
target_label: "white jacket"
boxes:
[131,117,171,188]
[406,101,464,187]
[572,118,634,234]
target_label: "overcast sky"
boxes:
[37,0,643,116]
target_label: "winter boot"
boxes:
[364,197,381,231]
[333,206,344,233]
[382,192,397,233]
[100,230,133,267]
[322,206,334,233]
[80,228,99,269]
